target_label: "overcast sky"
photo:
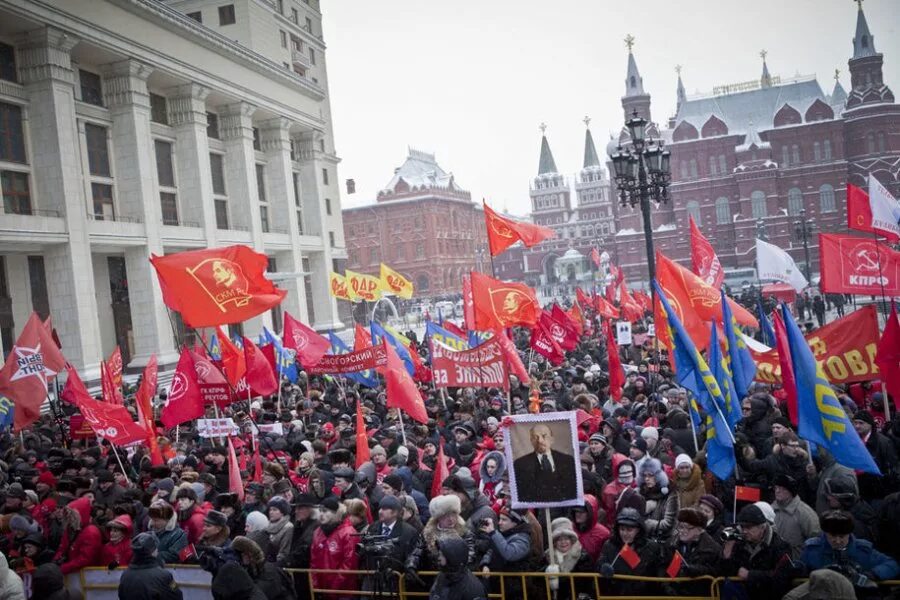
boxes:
[323,0,899,217]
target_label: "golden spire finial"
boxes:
[834,68,841,82]
[624,34,635,52]
[760,49,768,61]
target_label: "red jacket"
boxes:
[101,515,134,566]
[179,506,207,546]
[55,497,104,574]
[310,518,359,599]
[576,494,611,563]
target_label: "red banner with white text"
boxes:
[819,233,900,295]
[431,337,508,389]
[306,344,388,375]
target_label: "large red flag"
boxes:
[354,323,373,350]
[470,272,540,330]
[60,365,94,406]
[462,274,476,331]
[239,337,279,398]
[847,183,876,236]
[65,366,147,445]
[483,202,555,256]
[135,355,164,466]
[689,216,725,289]
[618,282,644,323]
[150,245,286,327]
[551,304,580,344]
[493,329,530,385]
[227,437,245,502]
[383,341,428,423]
[772,310,799,426]
[355,407,370,468]
[540,309,578,351]
[107,346,125,403]
[876,302,900,410]
[100,361,121,405]
[431,440,451,499]
[283,312,330,368]
[593,293,620,320]
[530,321,565,365]
[216,327,246,387]
[0,313,66,431]
[161,348,205,428]
[605,319,625,401]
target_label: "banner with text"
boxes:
[819,232,900,295]
[305,344,388,375]
[432,337,508,389]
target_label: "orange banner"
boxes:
[752,305,880,384]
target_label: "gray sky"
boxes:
[324,0,899,217]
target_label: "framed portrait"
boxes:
[503,411,584,509]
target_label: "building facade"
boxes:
[342,149,488,300]
[0,0,346,377]
[519,4,899,289]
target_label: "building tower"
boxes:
[830,68,849,110]
[575,117,614,244]
[760,49,773,88]
[529,124,571,283]
[846,0,894,109]
[621,34,651,121]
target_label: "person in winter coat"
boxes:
[545,518,594,600]
[288,494,319,600]
[570,494,610,563]
[601,420,631,456]
[147,502,188,564]
[394,466,430,522]
[53,495,104,574]
[852,410,898,501]
[808,448,857,515]
[800,511,899,582]
[720,503,795,599]
[597,507,665,597]
[406,494,476,579]
[821,477,877,544]
[244,511,272,559]
[265,496,294,566]
[210,562,267,600]
[772,474,821,559]
[360,495,418,595]
[117,532,183,600]
[583,432,615,483]
[741,432,809,491]
[737,395,772,457]
[478,507,534,599]
[441,475,496,531]
[783,568,857,600]
[664,507,721,597]
[638,458,678,542]
[697,495,725,541]
[427,536,486,600]
[309,496,359,600]
[477,451,506,505]
[672,454,703,509]
[0,552,25,600]
[30,563,75,600]
[175,487,206,546]
[601,455,645,528]
[231,536,295,600]
[102,514,134,567]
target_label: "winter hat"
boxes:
[37,471,57,487]
[108,514,133,532]
[819,510,855,536]
[24,490,38,505]
[500,506,526,524]
[293,493,318,508]
[370,446,387,458]
[630,438,648,455]
[677,507,707,529]
[320,497,340,513]
[616,507,643,528]
[378,496,401,512]
[640,426,659,441]
[638,458,669,494]
[6,483,26,500]
[150,478,175,495]
[148,502,174,521]
[550,517,579,543]
[131,532,159,559]
[9,514,39,534]
[428,494,461,520]
[333,467,355,481]
[272,479,293,495]
[383,473,404,494]
[771,416,792,430]
[772,474,800,497]
[244,511,269,532]
[486,416,499,429]
[267,496,291,517]
[807,568,857,600]
[175,487,197,502]
[189,482,206,503]
[674,454,693,469]
[754,501,775,525]
[588,433,608,446]
[97,470,115,483]
[852,410,876,428]
[736,504,767,526]
[203,510,228,528]
[617,460,635,484]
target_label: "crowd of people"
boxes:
[0,304,898,600]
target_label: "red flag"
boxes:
[493,329,530,385]
[354,323,373,350]
[65,366,147,445]
[689,216,725,289]
[567,303,584,336]
[441,320,467,339]
[540,309,577,352]
[161,348,205,428]
[483,202,555,256]
[216,327,246,387]
[876,302,900,410]
[107,346,125,403]
[666,551,684,578]
[470,272,540,330]
[551,304,580,345]
[60,365,94,406]
[355,406,371,468]
[605,319,625,401]
[772,310,799,426]
[530,321,564,365]
[0,313,66,431]
[239,337,279,398]
[100,361,121,405]
[431,440,451,499]
[150,245,286,327]
[735,485,761,502]
[252,435,263,483]
[593,293,620,320]
[227,437,245,502]
[618,282,644,323]
[591,247,602,268]
[576,288,592,312]
[135,355,164,466]
[383,341,428,423]
[633,290,653,313]
[847,183,875,236]
[283,312,330,368]
[462,274,476,331]
[620,544,641,569]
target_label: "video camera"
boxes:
[720,527,744,542]
[353,532,396,557]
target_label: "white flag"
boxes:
[756,238,808,292]
[868,174,900,241]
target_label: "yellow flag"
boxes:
[384,323,412,347]
[380,263,414,299]
[345,269,382,302]
[329,272,352,301]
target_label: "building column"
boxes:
[18,26,102,375]
[102,58,178,369]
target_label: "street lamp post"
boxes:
[609,112,671,294]
[793,208,815,282]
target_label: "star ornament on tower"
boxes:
[9,343,55,393]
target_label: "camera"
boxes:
[720,527,744,542]
[196,545,231,575]
[355,533,396,557]
[478,518,493,529]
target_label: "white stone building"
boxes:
[0,0,346,378]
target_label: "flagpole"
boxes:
[110,445,132,485]
[687,408,700,455]
[396,409,408,446]
[870,232,893,421]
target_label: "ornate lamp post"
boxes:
[609,112,671,293]
[793,208,815,281]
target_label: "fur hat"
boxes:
[429,494,461,520]
[148,502,174,521]
[9,514,39,534]
[203,510,228,528]
[382,473,404,494]
[264,462,285,480]
[244,511,269,532]
[175,487,197,502]
[819,510,854,536]
[772,474,800,497]
[852,410,876,428]
[267,496,291,517]
[677,507,707,529]
[638,458,669,494]
[272,479,293,495]
[550,517,579,543]
[231,536,265,565]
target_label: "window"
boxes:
[791,144,800,164]
[280,30,287,48]
[680,161,689,180]
[322,167,329,185]
[206,112,219,139]
[788,188,803,216]
[708,156,717,176]
[325,197,331,215]
[91,182,114,220]
[252,127,261,151]
[150,93,168,125]
[813,142,821,162]
[276,0,283,13]
[260,206,269,233]
[824,139,832,160]
[1,171,30,215]
[719,155,727,174]
[209,154,226,195]
[215,199,229,229]
[154,141,175,187]
[0,42,16,83]
[689,158,698,179]
[751,190,767,218]
[27,256,49,320]
[0,103,26,163]
[305,17,313,33]
[715,197,730,224]
[309,48,316,65]
[84,124,110,177]
[161,193,178,225]
[78,70,103,106]
[782,146,790,167]
[867,133,876,154]
[686,201,701,223]
[291,8,299,23]
[255,164,266,201]
[329,231,335,247]
[218,4,236,25]
[819,184,836,213]
[186,11,201,22]
[293,172,302,207]
[877,132,886,153]
[302,257,315,323]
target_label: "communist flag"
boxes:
[576,287,592,312]
[355,406,370,468]
[216,327,246,387]
[470,272,540,329]
[346,269,382,302]
[329,272,352,301]
[567,302,584,335]
[150,245,286,327]
[135,355,163,466]
[380,263,414,299]
[283,312,330,368]
[483,202,555,256]
[383,340,428,423]
[593,293,620,320]
[354,323,372,350]
[161,348,204,428]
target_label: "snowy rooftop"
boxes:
[380,148,466,195]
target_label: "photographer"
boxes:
[720,504,795,598]
[428,536,487,600]
[799,511,898,585]
[360,495,418,594]
[478,507,535,599]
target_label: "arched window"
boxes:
[686,201,701,223]
[782,146,790,167]
[813,142,821,162]
[819,184,836,212]
[788,188,803,216]
[823,139,832,160]
[877,132,886,153]
[719,155,727,174]
[709,156,718,176]
[867,133,876,153]
[680,161,689,180]
[716,197,731,224]
[416,273,429,292]
[792,144,801,164]
[689,159,698,178]
[751,191,767,218]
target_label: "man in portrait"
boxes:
[512,423,578,503]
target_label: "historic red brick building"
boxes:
[342,149,489,298]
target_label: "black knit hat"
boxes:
[773,474,800,497]
[820,510,854,535]
[852,410,876,428]
[203,510,228,528]
[736,504,767,526]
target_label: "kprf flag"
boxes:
[161,348,205,428]
[530,320,564,365]
[847,183,877,237]
[64,366,147,445]
[380,263,414,299]
[0,313,66,431]
[329,272,352,301]
[483,202,554,256]
[283,312,330,368]
[875,302,900,410]
[238,337,279,398]
[690,216,724,288]
[383,340,428,423]
[756,238,808,292]
[470,272,540,330]
[868,174,900,242]
[150,245,286,327]
[345,269,382,302]
[462,274,476,331]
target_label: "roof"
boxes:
[673,76,826,135]
[583,127,601,168]
[537,134,558,175]
[380,148,464,194]
[853,5,877,59]
[624,51,645,97]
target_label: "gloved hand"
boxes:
[107,561,120,571]
[546,564,560,591]
[600,563,615,578]
[404,567,425,588]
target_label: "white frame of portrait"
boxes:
[503,410,584,509]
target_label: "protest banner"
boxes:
[431,337,508,388]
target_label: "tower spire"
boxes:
[831,68,848,107]
[537,123,558,175]
[675,65,686,113]
[852,0,876,58]
[624,34,645,96]
[582,116,600,169]
[760,49,772,88]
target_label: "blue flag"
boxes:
[0,394,13,432]
[208,333,222,360]
[708,322,738,446]
[780,304,880,474]
[327,332,378,388]
[758,297,776,347]
[371,322,415,376]
[263,327,298,384]
[722,290,757,406]
[426,321,469,351]
[654,280,735,480]
[467,330,492,349]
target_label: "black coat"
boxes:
[211,563,267,600]
[288,516,319,569]
[720,527,795,598]
[512,449,578,503]
[31,564,76,600]
[597,533,665,597]
[362,519,419,571]
[665,531,721,596]
[117,556,183,600]
[249,562,295,600]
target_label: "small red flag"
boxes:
[239,337,278,398]
[591,247,602,268]
[431,440,451,500]
[100,361,121,405]
[605,319,625,401]
[66,366,147,445]
[483,202,555,256]
[150,245,286,328]
[530,320,565,365]
[462,274,476,331]
[551,304,580,348]
[689,216,725,289]
[355,406,370,468]
[619,544,641,569]
[135,355,164,466]
[567,303,584,336]
[227,437,245,502]
[354,323,373,350]
[441,320,467,339]
[734,485,761,502]
[383,340,428,423]
[283,312,330,368]
[217,327,246,387]
[107,346,125,403]
[576,287,592,312]
[772,310,799,426]
[471,272,540,330]
[876,301,900,410]
[847,183,875,236]
[60,365,94,406]
[666,551,684,578]
[161,348,205,429]
[493,329,530,385]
